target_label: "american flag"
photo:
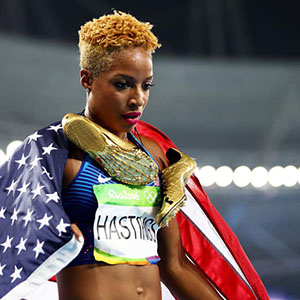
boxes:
[0,122,82,300]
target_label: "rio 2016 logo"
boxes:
[108,189,140,201]
[143,191,157,204]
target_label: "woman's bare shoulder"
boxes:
[137,135,168,170]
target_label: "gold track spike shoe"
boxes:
[62,113,159,185]
[156,148,197,227]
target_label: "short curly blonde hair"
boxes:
[78,11,161,78]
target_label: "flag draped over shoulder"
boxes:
[0,122,82,300]
[136,120,269,300]
[0,118,269,300]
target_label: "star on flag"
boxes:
[31,182,45,199]
[41,166,54,180]
[46,191,60,203]
[42,143,57,155]
[29,156,43,170]
[10,266,23,283]
[0,207,6,219]
[15,237,27,255]
[33,240,45,259]
[22,209,34,227]
[6,179,18,196]
[10,208,19,225]
[36,213,53,229]
[27,131,42,143]
[56,218,70,236]
[47,124,63,132]
[15,154,29,169]
[17,181,31,196]
[1,235,13,253]
[0,263,6,276]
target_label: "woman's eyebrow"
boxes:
[113,74,154,81]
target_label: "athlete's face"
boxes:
[81,47,153,139]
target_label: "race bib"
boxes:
[93,184,161,265]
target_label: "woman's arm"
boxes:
[158,218,221,300]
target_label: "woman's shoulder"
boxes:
[138,135,168,170]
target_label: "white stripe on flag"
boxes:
[183,188,250,286]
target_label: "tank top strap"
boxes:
[127,132,160,171]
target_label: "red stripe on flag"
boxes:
[177,210,256,300]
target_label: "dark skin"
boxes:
[56,48,221,300]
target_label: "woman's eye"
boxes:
[143,83,154,91]
[115,82,129,89]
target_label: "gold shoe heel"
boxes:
[156,148,197,227]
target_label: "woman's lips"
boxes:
[122,112,141,125]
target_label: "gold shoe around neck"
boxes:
[62,113,159,185]
[156,148,197,227]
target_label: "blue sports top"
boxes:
[62,133,161,266]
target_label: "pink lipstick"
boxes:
[122,112,141,125]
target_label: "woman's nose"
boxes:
[128,88,145,107]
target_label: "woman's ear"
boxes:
[80,69,93,90]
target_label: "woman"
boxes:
[56,11,221,300]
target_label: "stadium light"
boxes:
[283,165,298,187]
[196,165,299,189]
[233,166,251,188]
[215,166,233,187]
[196,166,216,187]
[6,140,23,158]
[251,166,268,188]
[268,166,284,187]
[0,149,6,166]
